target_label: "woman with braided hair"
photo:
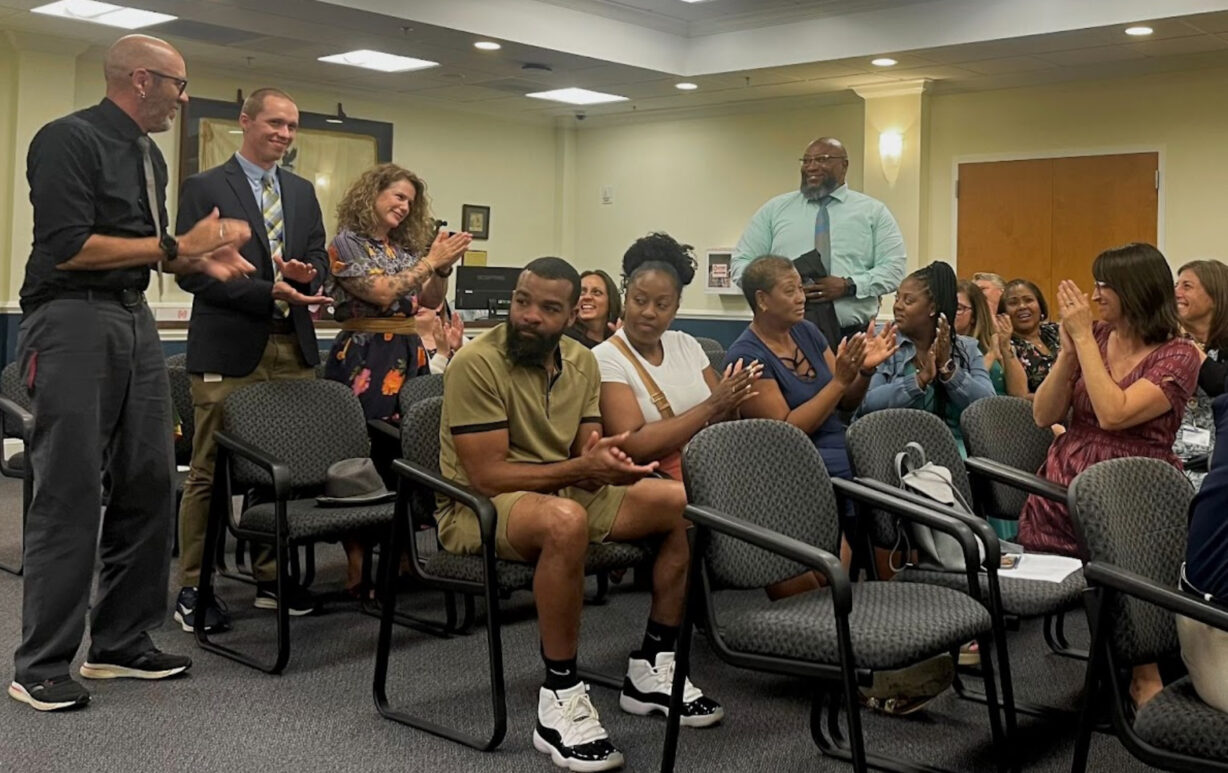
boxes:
[858,260,996,454]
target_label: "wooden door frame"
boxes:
[950,146,1166,273]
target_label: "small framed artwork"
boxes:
[462,249,488,266]
[461,204,491,240]
[705,249,741,295]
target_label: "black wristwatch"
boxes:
[843,277,857,297]
[158,232,179,262]
[434,264,454,278]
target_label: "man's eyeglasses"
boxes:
[799,155,848,165]
[132,68,188,96]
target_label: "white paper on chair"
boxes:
[1000,553,1082,583]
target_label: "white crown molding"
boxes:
[852,79,933,100]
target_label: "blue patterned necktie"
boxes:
[814,195,832,274]
[262,171,289,318]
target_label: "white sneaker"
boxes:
[619,651,724,728]
[532,682,625,772]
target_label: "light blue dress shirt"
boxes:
[233,151,280,208]
[731,184,907,328]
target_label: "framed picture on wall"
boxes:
[705,249,741,295]
[461,204,491,239]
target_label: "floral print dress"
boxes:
[323,229,429,421]
[1011,321,1062,393]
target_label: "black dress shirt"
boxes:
[19,98,167,312]
[1186,394,1228,600]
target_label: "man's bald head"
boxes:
[799,136,849,200]
[104,35,188,134]
[104,34,181,88]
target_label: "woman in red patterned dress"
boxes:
[1020,242,1199,706]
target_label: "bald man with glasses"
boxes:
[10,34,254,712]
[731,137,907,343]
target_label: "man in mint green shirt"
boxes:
[731,137,907,339]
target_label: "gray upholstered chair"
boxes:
[195,379,395,674]
[1067,457,1228,772]
[693,335,726,373]
[0,361,32,576]
[663,419,1007,773]
[373,395,653,751]
[845,408,1083,719]
[397,372,444,415]
[164,351,187,369]
[960,396,1087,659]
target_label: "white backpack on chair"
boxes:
[894,442,991,572]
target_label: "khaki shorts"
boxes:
[436,485,627,562]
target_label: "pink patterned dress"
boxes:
[1018,322,1200,557]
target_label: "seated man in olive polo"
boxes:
[437,257,722,772]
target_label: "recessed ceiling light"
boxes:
[1125,26,1153,36]
[525,87,628,105]
[675,82,698,91]
[32,0,175,29]
[474,41,501,51]
[871,57,898,67]
[318,49,438,73]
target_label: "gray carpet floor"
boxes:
[0,476,1157,772]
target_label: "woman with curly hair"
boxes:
[324,163,470,421]
[323,163,470,598]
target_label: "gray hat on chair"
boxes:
[315,458,396,506]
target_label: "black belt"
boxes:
[55,288,146,309]
[269,317,294,334]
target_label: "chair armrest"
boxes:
[683,503,851,614]
[851,476,1002,569]
[391,458,497,546]
[0,396,33,478]
[213,430,291,501]
[965,456,1066,503]
[831,477,984,585]
[1085,562,1228,633]
[367,418,399,440]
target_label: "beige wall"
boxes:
[5,30,1228,315]
[571,101,866,315]
[927,65,1228,274]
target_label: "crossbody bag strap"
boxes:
[610,336,675,419]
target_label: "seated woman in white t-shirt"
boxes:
[594,232,761,480]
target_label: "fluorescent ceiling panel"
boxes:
[31,0,175,29]
[318,49,439,73]
[525,87,629,104]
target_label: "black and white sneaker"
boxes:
[174,586,231,633]
[619,651,724,728]
[533,683,625,771]
[8,676,90,711]
[80,649,192,680]
[253,581,318,616]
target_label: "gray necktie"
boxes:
[814,195,832,274]
[137,136,165,296]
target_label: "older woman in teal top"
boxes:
[859,261,996,455]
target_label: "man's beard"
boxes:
[799,171,834,201]
[506,323,563,367]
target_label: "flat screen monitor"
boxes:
[454,265,522,317]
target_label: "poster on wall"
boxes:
[705,249,741,295]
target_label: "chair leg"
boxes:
[1045,611,1089,661]
[373,513,507,751]
[1071,591,1111,773]
[589,571,610,605]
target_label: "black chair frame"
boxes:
[196,430,367,674]
[0,395,33,576]
[373,458,626,752]
[1073,561,1228,773]
[663,476,1010,773]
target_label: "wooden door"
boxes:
[957,152,1158,308]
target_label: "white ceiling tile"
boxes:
[957,56,1060,75]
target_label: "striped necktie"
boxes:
[814,195,832,275]
[261,171,289,318]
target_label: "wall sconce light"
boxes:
[879,130,903,163]
[326,102,347,124]
[879,129,904,185]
